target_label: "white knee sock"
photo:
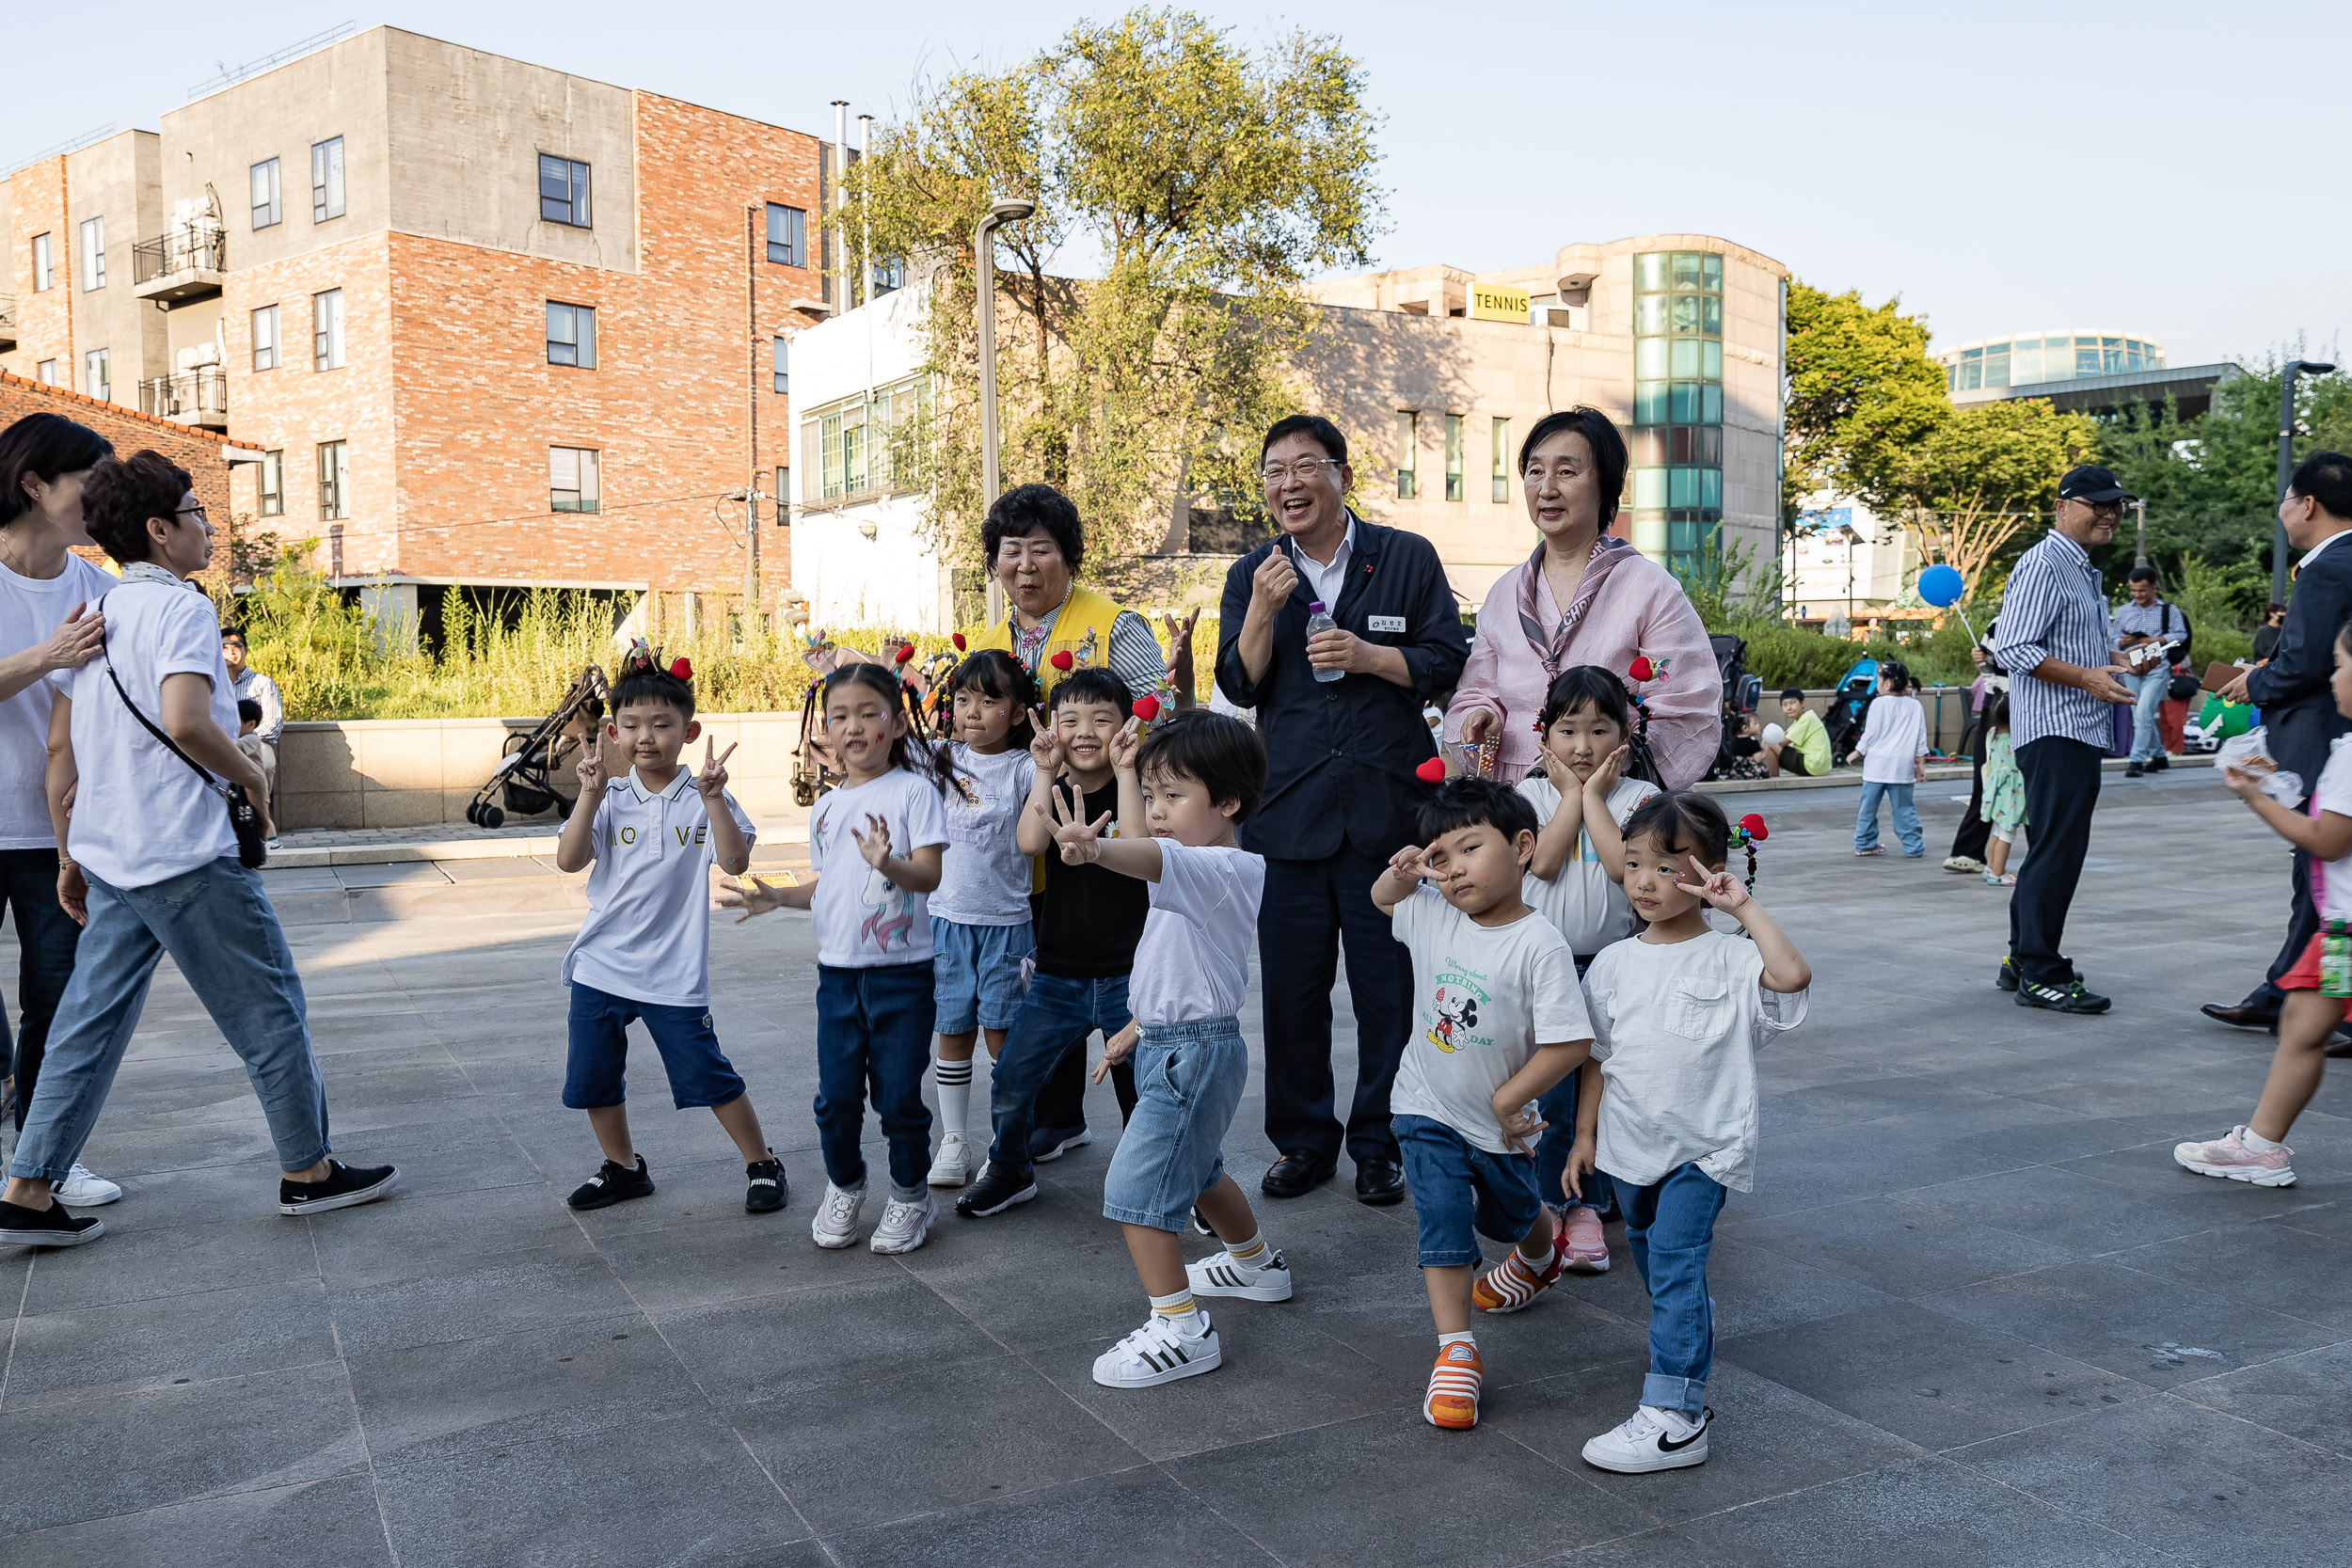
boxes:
[934,1054,974,1138]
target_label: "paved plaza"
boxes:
[1,770,2348,1567]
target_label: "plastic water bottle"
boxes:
[2325,919,2351,998]
[1306,600,1343,683]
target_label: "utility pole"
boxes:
[976,195,1036,624]
[2133,499,2148,568]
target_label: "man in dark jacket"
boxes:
[2204,451,2352,1042]
[1216,414,1469,1207]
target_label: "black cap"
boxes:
[2057,465,2135,503]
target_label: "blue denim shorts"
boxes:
[564,981,748,1110]
[930,915,1035,1034]
[1101,1016,1248,1232]
[1395,1113,1546,1268]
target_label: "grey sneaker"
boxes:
[812,1180,865,1248]
[869,1191,935,1254]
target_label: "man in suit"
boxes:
[1216,415,1470,1206]
[2203,451,2352,1047]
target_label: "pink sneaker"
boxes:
[2173,1127,2296,1188]
[1561,1204,1610,1272]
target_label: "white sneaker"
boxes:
[53,1164,122,1208]
[869,1191,935,1254]
[1581,1404,1710,1473]
[1187,1246,1293,1302]
[927,1132,972,1188]
[812,1181,865,1249]
[1091,1310,1221,1388]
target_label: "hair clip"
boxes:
[669,657,692,681]
[1414,757,1447,784]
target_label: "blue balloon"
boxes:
[1916,563,1965,608]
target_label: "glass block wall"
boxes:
[1629,250,1724,580]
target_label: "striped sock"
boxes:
[933,1054,973,1137]
[1149,1287,1202,1332]
[1226,1231,1269,1265]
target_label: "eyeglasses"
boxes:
[1261,458,1341,484]
[2066,499,2124,518]
[177,504,214,533]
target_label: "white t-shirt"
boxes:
[1855,693,1929,784]
[53,578,238,889]
[929,742,1037,927]
[1390,884,1591,1154]
[1518,773,1660,957]
[1582,928,1808,1193]
[2310,735,2352,921]
[563,768,755,1008]
[807,768,951,968]
[1128,841,1265,1027]
[0,552,116,849]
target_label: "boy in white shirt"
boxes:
[554,649,785,1217]
[1371,778,1594,1431]
[1045,710,1285,1390]
[1575,791,1810,1474]
[1850,659,1930,857]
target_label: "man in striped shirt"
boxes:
[1990,467,2139,1014]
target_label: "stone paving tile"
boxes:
[0,1475,395,1568]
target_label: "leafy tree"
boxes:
[850,9,1384,567]
[1782,281,1947,523]
[1892,398,2097,602]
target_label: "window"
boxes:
[84,349,108,403]
[871,257,904,295]
[252,305,279,371]
[1631,249,1724,579]
[1395,411,1419,499]
[1491,417,1511,504]
[251,158,281,229]
[546,301,596,369]
[312,289,343,370]
[550,447,600,513]
[771,336,788,394]
[259,451,285,517]
[31,233,52,292]
[764,202,805,267]
[1443,414,1464,502]
[774,467,790,523]
[311,137,345,223]
[539,155,592,227]
[808,378,927,500]
[79,217,104,289]
[317,440,348,520]
[34,359,57,386]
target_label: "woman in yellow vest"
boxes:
[964,484,1193,705]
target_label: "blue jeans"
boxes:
[0,846,85,1131]
[1394,1113,1545,1267]
[8,856,330,1183]
[2122,669,2169,762]
[988,970,1133,1179]
[814,962,935,1198]
[1607,1163,1727,1418]
[562,982,746,1110]
[1854,780,1923,855]
[930,916,1033,1034]
[1101,1017,1248,1232]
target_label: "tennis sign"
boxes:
[1469,283,1531,323]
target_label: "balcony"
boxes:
[132,227,225,305]
[0,293,14,352]
[139,368,228,430]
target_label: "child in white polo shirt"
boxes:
[554,646,784,1217]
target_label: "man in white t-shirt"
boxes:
[0,451,396,1250]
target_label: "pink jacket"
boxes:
[1443,553,1722,788]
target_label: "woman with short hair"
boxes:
[965,483,1192,705]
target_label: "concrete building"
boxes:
[1782,494,1919,634]
[3,26,835,634]
[1941,329,2238,421]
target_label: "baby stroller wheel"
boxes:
[481,803,504,830]
[464,801,480,825]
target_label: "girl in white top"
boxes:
[1517,666,1661,1272]
[722,664,952,1257]
[1851,659,1931,858]
[923,650,1040,1186]
[1575,790,1809,1476]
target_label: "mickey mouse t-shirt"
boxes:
[1389,882,1591,1153]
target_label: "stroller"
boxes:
[466,663,610,829]
[1820,655,1879,764]
[1700,633,1761,782]
[787,634,951,806]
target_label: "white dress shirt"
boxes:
[1289,518,1357,610]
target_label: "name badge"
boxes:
[1367,615,1406,633]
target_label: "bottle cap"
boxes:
[1308,600,1327,612]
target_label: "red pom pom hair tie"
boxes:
[893,642,915,665]
[1132,694,1162,722]
[951,632,967,652]
[1628,655,1655,683]
[1733,812,1766,896]
[1738,813,1768,842]
[669,657,692,681]
[1414,757,1447,784]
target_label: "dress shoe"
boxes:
[1354,1157,1406,1207]
[2201,1002,2280,1031]
[2328,1026,2352,1059]
[1261,1150,1337,1199]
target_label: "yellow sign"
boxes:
[1470,283,1531,323]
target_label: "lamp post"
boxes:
[1838,522,1863,639]
[2274,358,2338,605]
[976,195,1036,623]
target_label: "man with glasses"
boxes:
[1991,466,2139,1014]
[1216,415,1469,1206]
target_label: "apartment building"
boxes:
[2,26,833,630]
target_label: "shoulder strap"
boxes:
[94,594,228,798]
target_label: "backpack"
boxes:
[2159,599,2199,700]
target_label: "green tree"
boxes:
[850,8,1385,568]
[1893,397,2097,601]
[1782,281,1947,523]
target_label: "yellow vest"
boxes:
[966,582,1128,702]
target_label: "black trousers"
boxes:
[1031,1041,1136,1139]
[1949,721,1993,863]
[0,847,83,1130]
[1260,843,1413,1166]
[2008,737,2101,988]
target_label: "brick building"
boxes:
[1,26,835,636]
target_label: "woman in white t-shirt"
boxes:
[0,415,120,1211]
[1851,660,1930,858]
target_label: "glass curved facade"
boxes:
[1629,250,1723,579]
[1943,333,2165,394]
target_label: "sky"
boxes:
[8,0,2343,370]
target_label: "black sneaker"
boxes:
[744,1154,787,1214]
[0,1196,103,1247]
[567,1155,653,1212]
[955,1160,1039,1218]
[2017,977,2112,1014]
[1030,1126,1091,1164]
[278,1160,400,1215]
[2124,763,2144,778]
[2149,755,2170,771]
[1996,958,2018,992]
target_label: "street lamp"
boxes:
[2274,357,2338,604]
[976,195,1036,622]
[1838,522,1863,639]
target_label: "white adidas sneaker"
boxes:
[1186,1247,1293,1302]
[1092,1311,1221,1388]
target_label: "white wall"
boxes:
[1784,493,1913,616]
